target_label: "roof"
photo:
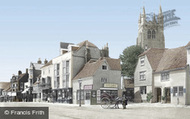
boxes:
[0,82,10,89]
[3,83,11,91]
[18,73,27,81]
[77,40,98,48]
[33,80,40,85]
[73,57,121,80]
[41,60,52,68]
[140,44,187,72]
[31,63,44,70]
[139,48,165,70]
[60,42,74,49]
[156,46,186,72]
[186,41,190,48]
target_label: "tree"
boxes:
[120,45,143,78]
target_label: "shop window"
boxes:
[140,86,146,94]
[173,86,183,97]
[173,87,178,96]
[179,86,183,96]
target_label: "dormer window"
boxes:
[102,65,107,70]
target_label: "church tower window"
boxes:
[147,30,151,39]
[152,30,156,39]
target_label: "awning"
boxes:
[100,88,118,90]
[22,88,29,94]
[7,92,16,96]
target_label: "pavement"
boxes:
[0,102,190,119]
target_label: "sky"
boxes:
[0,0,190,82]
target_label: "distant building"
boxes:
[0,82,10,102]
[34,60,53,102]
[22,59,44,102]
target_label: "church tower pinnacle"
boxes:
[136,6,165,50]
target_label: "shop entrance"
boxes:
[165,88,171,103]
[157,88,161,102]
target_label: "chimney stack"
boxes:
[37,58,42,64]
[44,59,48,64]
[18,70,22,76]
[26,68,28,74]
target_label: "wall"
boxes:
[93,61,121,90]
[72,77,93,104]
[154,69,186,105]
[52,52,71,89]
[41,65,54,88]
[134,55,153,102]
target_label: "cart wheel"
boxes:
[101,97,110,109]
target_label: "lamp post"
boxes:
[78,79,82,107]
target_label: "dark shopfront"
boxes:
[52,88,72,104]
[42,88,52,102]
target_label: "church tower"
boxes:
[136,6,165,50]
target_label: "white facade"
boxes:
[154,69,189,105]
[72,58,121,105]
[134,55,153,102]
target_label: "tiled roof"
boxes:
[0,82,10,89]
[31,63,44,70]
[156,46,186,72]
[77,40,98,48]
[18,73,27,81]
[3,83,11,91]
[186,41,190,48]
[140,48,165,71]
[140,43,188,72]
[73,57,121,80]
[41,60,52,68]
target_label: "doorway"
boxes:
[157,88,161,102]
[165,88,171,103]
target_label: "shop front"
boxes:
[77,85,97,105]
[52,88,72,103]
[97,83,119,104]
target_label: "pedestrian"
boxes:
[122,90,128,109]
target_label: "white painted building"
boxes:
[134,42,190,105]
[73,57,121,105]
[41,40,109,103]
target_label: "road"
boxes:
[0,102,190,119]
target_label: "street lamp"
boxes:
[78,79,82,107]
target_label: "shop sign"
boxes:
[104,83,118,88]
[84,85,93,90]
